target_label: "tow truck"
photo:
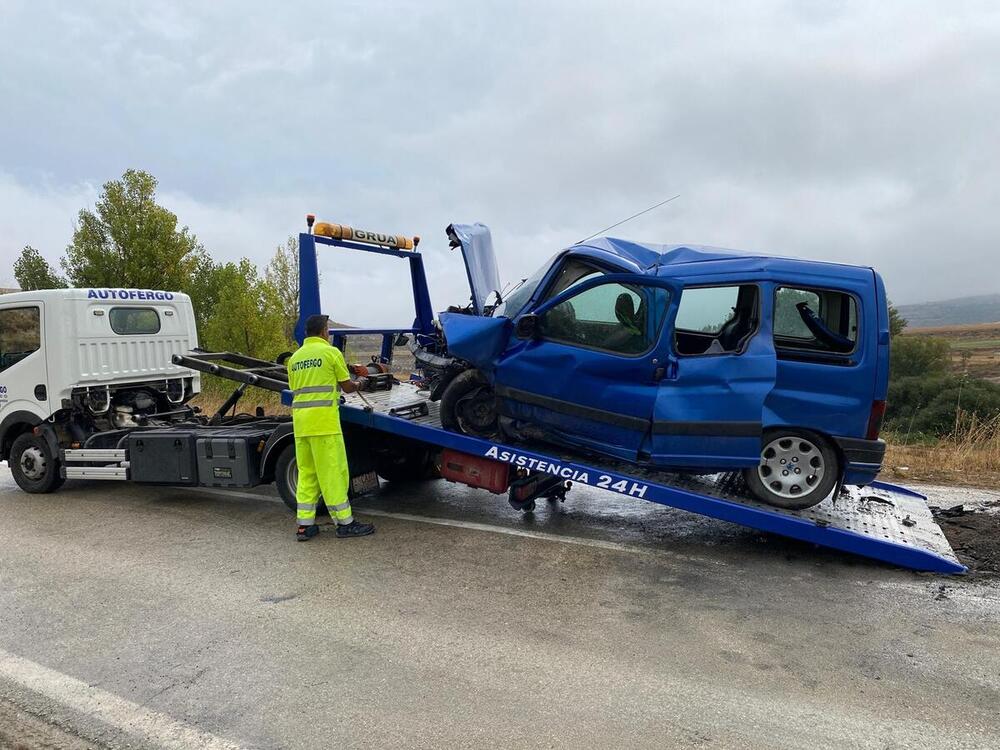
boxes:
[0,218,966,574]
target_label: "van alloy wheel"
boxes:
[757,435,825,499]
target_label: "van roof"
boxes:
[572,237,876,282]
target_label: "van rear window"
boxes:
[774,287,857,357]
[109,307,161,335]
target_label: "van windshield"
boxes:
[493,253,559,318]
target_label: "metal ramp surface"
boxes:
[340,384,965,574]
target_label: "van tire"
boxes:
[440,369,499,439]
[743,429,838,510]
[10,433,64,494]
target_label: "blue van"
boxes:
[417,226,889,510]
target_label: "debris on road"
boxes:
[932,504,1000,574]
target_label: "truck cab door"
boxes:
[493,275,679,463]
[650,283,775,470]
[0,300,49,421]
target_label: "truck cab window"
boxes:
[110,307,161,335]
[0,306,41,373]
[674,285,759,355]
[541,282,667,355]
[774,287,857,356]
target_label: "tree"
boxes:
[888,301,907,338]
[199,259,290,360]
[265,236,300,342]
[890,335,951,378]
[61,169,203,290]
[13,246,67,290]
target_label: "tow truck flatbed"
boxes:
[338,383,965,574]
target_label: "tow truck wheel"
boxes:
[10,432,64,494]
[274,443,328,516]
[743,429,838,510]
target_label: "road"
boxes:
[1,468,998,749]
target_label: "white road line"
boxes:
[0,649,244,750]
[187,486,709,562]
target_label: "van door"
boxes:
[650,284,775,470]
[494,275,679,463]
[0,301,49,420]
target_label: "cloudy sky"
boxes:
[1,1,998,326]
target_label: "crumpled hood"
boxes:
[448,223,501,315]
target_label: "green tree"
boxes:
[61,169,203,290]
[890,336,951,378]
[12,246,67,290]
[888,300,906,338]
[199,259,289,359]
[265,235,300,342]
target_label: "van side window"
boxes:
[541,282,668,355]
[542,259,606,302]
[774,287,857,356]
[109,307,161,335]
[674,285,759,355]
[0,306,41,373]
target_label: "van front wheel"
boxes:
[743,429,838,510]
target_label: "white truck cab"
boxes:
[0,288,200,491]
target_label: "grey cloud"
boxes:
[1,0,997,317]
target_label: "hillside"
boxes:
[902,322,1000,382]
[897,293,1000,328]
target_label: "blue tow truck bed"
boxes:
[338,383,964,574]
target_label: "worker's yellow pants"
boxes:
[294,434,352,527]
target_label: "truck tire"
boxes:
[10,432,64,494]
[743,428,839,510]
[274,442,333,516]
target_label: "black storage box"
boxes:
[195,427,271,488]
[128,430,199,485]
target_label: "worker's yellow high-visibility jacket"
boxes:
[286,336,350,437]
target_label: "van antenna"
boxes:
[576,194,681,244]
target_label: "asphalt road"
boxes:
[1,468,998,750]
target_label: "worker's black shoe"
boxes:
[336,520,375,538]
[296,524,320,542]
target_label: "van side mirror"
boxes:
[514,314,539,340]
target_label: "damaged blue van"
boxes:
[415,225,889,510]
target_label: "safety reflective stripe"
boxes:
[297,502,317,513]
[293,385,335,395]
[292,400,335,409]
[330,501,351,512]
[336,516,355,525]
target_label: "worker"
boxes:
[287,314,375,541]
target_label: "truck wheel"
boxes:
[274,443,331,516]
[440,369,499,439]
[743,429,838,510]
[10,432,64,494]
[275,443,298,512]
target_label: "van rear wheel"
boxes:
[10,433,64,494]
[743,429,838,510]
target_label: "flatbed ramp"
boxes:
[341,384,965,574]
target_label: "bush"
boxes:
[887,374,1000,438]
[890,336,950,378]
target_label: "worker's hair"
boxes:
[304,314,329,337]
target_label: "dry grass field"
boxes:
[902,321,1000,382]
